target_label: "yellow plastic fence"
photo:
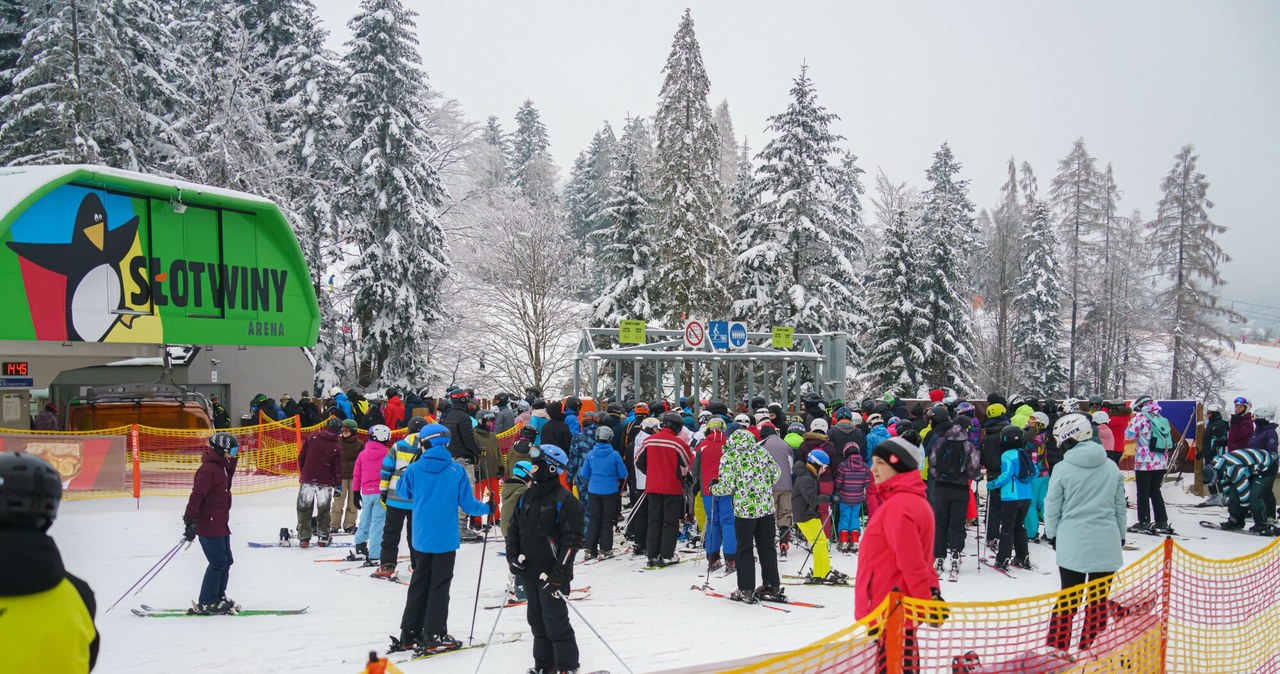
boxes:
[722,537,1280,673]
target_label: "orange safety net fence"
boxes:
[720,537,1280,674]
[0,417,523,500]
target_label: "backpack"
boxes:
[1015,447,1036,483]
[1145,412,1172,453]
[933,438,967,483]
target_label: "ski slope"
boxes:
[57,482,1271,674]
[1227,341,1280,408]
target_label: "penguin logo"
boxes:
[5,193,140,341]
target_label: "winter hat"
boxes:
[843,441,862,458]
[341,418,358,429]
[929,388,945,403]
[809,418,829,434]
[986,392,1006,406]
[872,437,919,473]
[986,403,1007,419]
[956,402,975,416]
[532,398,547,410]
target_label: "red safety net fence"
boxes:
[0,417,523,500]
[715,537,1280,673]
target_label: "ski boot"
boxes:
[415,633,462,656]
[213,597,240,614]
[299,538,311,549]
[707,557,723,574]
[952,651,982,673]
[823,569,850,585]
[729,588,759,604]
[754,585,786,603]
[316,535,331,548]
[1011,555,1033,570]
[278,527,292,547]
[601,548,616,559]
[935,557,945,576]
[352,542,369,561]
[1219,518,1245,531]
[850,530,860,553]
[724,560,736,574]
[188,602,218,615]
[344,526,357,534]
[1249,522,1280,536]
[1150,522,1176,536]
[1127,522,1152,535]
[388,630,421,653]
[372,564,397,579]
[948,551,961,581]
[582,550,598,562]
[994,558,1011,572]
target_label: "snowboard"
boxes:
[1200,521,1279,537]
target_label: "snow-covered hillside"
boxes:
[1224,341,1280,407]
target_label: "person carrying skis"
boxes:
[692,418,735,573]
[928,417,981,579]
[391,423,491,655]
[0,452,99,672]
[296,417,343,547]
[636,412,692,567]
[183,432,240,614]
[987,426,1036,571]
[352,425,391,565]
[834,441,874,552]
[711,429,784,605]
[580,426,628,559]
[507,445,585,674]
[1043,413,1127,652]
[375,417,430,578]
[793,449,849,585]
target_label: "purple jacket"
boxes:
[835,453,872,505]
[1228,413,1255,452]
[185,449,238,537]
[298,429,342,487]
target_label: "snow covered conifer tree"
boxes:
[651,9,728,326]
[477,115,511,189]
[509,99,558,206]
[565,122,615,241]
[592,117,658,325]
[862,203,925,394]
[342,0,449,387]
[1148,145,1239,398]
[1050,138,1103,394]
[0,0,22,100]
[713,100,739,186]
[976,159,1024,393]
[1012,195,1068,397]
[914,142,978,394]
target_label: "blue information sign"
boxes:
[728,322,748,350]
[707,321,729,350]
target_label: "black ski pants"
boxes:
[646,492,683,560]
[997,499,1030,563]
[400,550,454,638]
[933,484,969,557]
[1134,470,1168,525]
[380,506,412,567]
[985,487,1003,545]
[526,580,580,671]
[1261,464,1277,522]
[1047,568,1114,651]
[734,513,780,593]
[585,493,620,554]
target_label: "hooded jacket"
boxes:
[473,425,503,481]
[539,402,574,453]
[338,432,363,480]
[1044,440,1126,573]
[865,424,890,459]
[855,470,938,621]
[185,448,238,537]
[1228,413,1256,452]
[397,445,489,553]
[988,442,1035,501]
[1124,402,1168,472]
[298,428,342,487]
[761,431,795,493]
[711,431,781,519]
[790,460,822,523]
[351,440,389,495]
[494,404,517,435]
[828,420,866,461]
[979,417,1007,481]
[383,395,406,430]
[835,452,872,506]
[580,441,628,495]
[443,402,482,463]
[1202,411,1228,463]
[1246,419,1279,456]
[0,529,99,673]
[569,421,598,486]
[691,430,727,496]
[379,434,423,510]
[333,392,353,420]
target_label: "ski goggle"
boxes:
[229,447,239,458]
[528,446,567,470]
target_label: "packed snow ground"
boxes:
[1226,341,1280,408]
[57,479,1272,674]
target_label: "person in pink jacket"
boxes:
[352,425,392,564]
[1093,411,1116,455]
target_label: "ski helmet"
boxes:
[640,416,660,430]
[807,449,830,468]
[634,402,650,415]
[533,445,568,473]
[1255,405,1276,422]
[479,409,496,424]
[705,418,726,431]
[325,417,343,431]
[1053,413,1093,445]
[595,425,615,442]
[999,425,1025,448]
[1060,398,1081,414]
[208,432,238,455]
[512,460,534,480]
[1091,411,1110,426]
[0,452,62,531]
[956,401,976,416]
[1133,395,1153,410]
[369,424,391,443]
[834,407,854,421]
[661,412,684,433]
[329,386,343,397]
[407,416,427,434]
[520,424,539,439]
[419,423,451,447]
[810,418,829,434]
[1234,396,1252,412]
[1030,411,1051,428]
[1008,393,1025,408]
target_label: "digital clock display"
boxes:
[3,362,28,376]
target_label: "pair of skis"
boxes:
[132,604,307,618]
[483,586,592,609]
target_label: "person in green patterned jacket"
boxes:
[711,429,783,604]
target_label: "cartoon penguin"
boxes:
[6,192,140,341]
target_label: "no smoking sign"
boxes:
[684,319,705,348]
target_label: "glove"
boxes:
[828,493,840,505]
[924,587,950,626]
[487,496,497,517]
[508,553,527,577]
[333,485,342,497]
[379,490,388,507]
[182,516,197,542]
[355,494,363,510]
[540,570,567,596]
[1046,537,1056,549]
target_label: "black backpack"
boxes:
[934,437,967,483]
[1016,447,1036,482]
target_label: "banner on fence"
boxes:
[0,432,128,491]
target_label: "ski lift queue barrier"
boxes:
[710,537,1280,674]
[0,418,524,501]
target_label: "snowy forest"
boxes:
[0,1,1240,402]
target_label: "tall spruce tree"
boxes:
[0,0,22,100]
[1049,138,1102,394]
[593,117,657,325]
[651,9,728,326]
[1012,195,1068,396]
[510,99,557,206]
[914,143,978,394]
[863,204,925,394]
[1148,145,1238,398]
[342,0,449,387]
[477,115,510,189]
[978,159,1024,393]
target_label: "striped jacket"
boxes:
[1212,447,1274,496]
[379,432,421,510]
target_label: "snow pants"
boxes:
[773,491,792,527]
[1026,475,1049,539]
[197,535,232,606]
[526,580,579,671]
[1047,568,1114,651]
[401,550,454,638]
[354,493,386,559]
[734,513,781,593]
[997,499,1030,563]
[1134,470,1168,526]
[330,478,359,530]
[702,494,736,562]
[380,505,412,567]
[837,502,863,534]
[585,492,620,554]
[932,484,969,557]
[646,493,683,560]
[796,517,830,578]
[984,486,1003,545]
[296,482,334,541]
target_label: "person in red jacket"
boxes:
[1227,397,1255,452]
[297,417,344,547]
[856,436,943,673]
[636,412,691,566]
[183,432,240,615]
[383,388,406,430]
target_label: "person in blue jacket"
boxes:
[330,386,353,420]
[987,425,1035,572]
[392,425,492,656]
[579,426,628,559]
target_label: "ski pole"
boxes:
[699,494,717,590]
[133,538,191,597]
[975,483,981,572]
[795,503,837,578]
[467,476,492,646]
[564,594,635,674]
[106,539,185,613]
[473,575,510,674]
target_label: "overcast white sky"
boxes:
[312,0,1280,313]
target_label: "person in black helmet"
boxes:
[0,452,99,672]
[184,432,241,613]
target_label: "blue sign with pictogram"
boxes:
[707,321,729,350]
[728,322,748,350]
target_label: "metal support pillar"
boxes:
[615,360,622,401]
[746,361,755,408]
[633,359,641,402]
[762,362,771,404]
[712,361,721,404]
[674,359,683,404]
[693,361,702,414]
[590,359,599,400]
[573,359,581,397]
[655,361,663,403]
[794,361,804,405]
[728,362,736,411]
[781,360,789,413]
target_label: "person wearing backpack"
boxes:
[987,425,1036,571]
[1123,396,1174,536]
[928,419,981,578]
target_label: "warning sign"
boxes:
[684,319,706,349]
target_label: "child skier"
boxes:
[834,441,872,552]
[792,449,849,585]
[580,426,628,559]
[352,424,391,565]
[987,426,1036,571]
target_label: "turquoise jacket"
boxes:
[1043,440,1127,573]
[987,448,1034,501]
